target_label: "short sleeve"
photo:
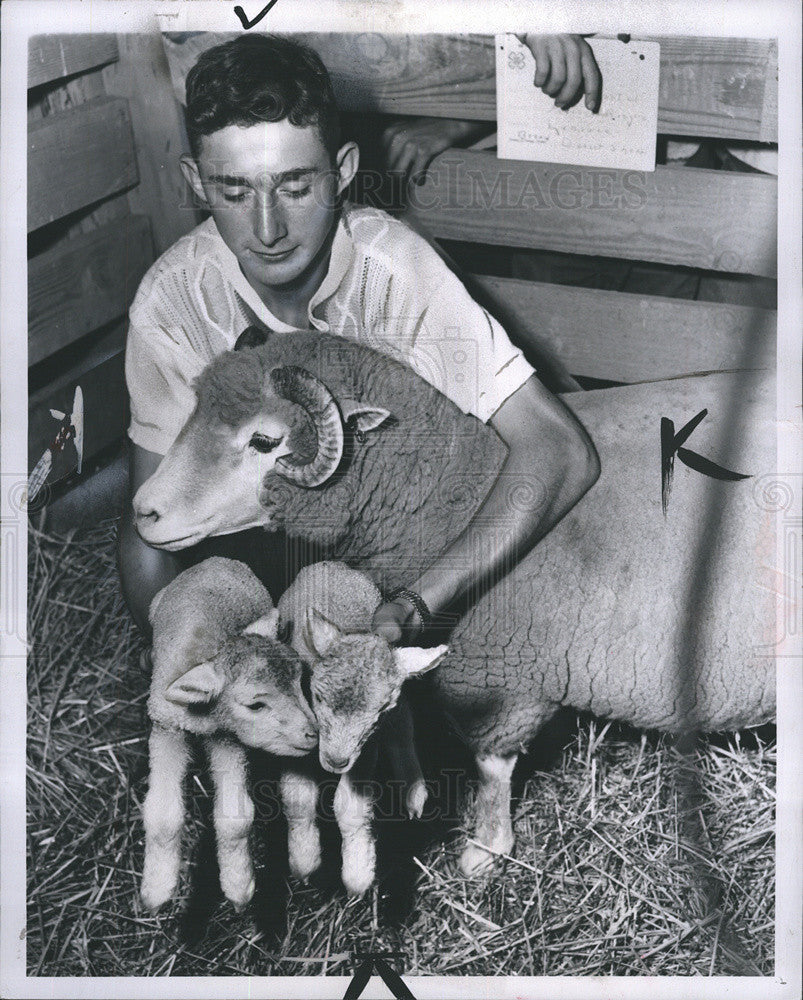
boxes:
[125,321,206,456]
[411,270,536,423]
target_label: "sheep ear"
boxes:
[243,608,279,639]
[164,662,225,705]
[339,399,392,437]
[301,608,343,660]
[234,325,269,351]
[393,644,449,678]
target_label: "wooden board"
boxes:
[471,275,775,383]
[28,216,152,366]
[28,97,138,232]
[28,326,128,482]
[407,151,777,277]
[28,34,119,89]
[103,34,202,257]
[163,32,777,141]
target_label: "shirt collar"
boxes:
[211,209,354,340]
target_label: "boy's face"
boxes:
[181,119,357,297]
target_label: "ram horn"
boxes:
[269,366,344,487]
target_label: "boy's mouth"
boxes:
[252,246,296,262]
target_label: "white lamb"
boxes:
[141,556,318,911]
[276,561,447,896]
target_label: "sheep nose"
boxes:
[135,505,160,525]
[324,754,350,771]
[303,730,317,742]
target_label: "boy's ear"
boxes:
[335,141,359,195]
[180,156,209,208]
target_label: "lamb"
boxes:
[141,556,318,910]
[133,329,776,876]
[276,561,446,896]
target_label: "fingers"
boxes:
[524,34,602,112]
[578,37,602,111]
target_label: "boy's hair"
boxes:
[185,34,341,160]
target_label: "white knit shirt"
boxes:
[126,202,535,455]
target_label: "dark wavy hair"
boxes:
[185,34,341,160]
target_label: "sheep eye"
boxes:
[249,433,282,454]
[246,700,267,712]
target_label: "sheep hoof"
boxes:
[289,841,322,882]
[140,872,178,912]
[406,780,428,820]
[458,841,499,878]
[342,867,374,897]
[342,841,376,897]
[221,872,255,911]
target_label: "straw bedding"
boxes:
[26,520,774,977]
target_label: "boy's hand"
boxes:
[382,117,490,188]
[372,598,422,646]
[516,34,602,111]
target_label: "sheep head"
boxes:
[161,620,319,756]
[296,608,447,773]
[133,329,391,551]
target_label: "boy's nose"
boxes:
[255,199,288,247]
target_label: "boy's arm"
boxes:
[372,374,600,643]
[117,442,183,640]
[381,34,602,188]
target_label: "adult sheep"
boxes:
[133,330,776,875]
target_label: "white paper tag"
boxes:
[496,35,660,172]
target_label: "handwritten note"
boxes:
[496,35,660,172]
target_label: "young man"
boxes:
[119,34,599,644]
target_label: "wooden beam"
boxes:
[471,275,775,383]
[406,151,776,277]
[29,327,128,483]
[103,34,202,257]
[28,97,138,232]
[162,32,777,141]
[28,216,153,366]
[28,34,119,89]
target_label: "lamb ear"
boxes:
[243,608,280,639]
[393,644,449,678]
[300,607,343,660]
[164,661,225,705]
[234,325,269,351]
[339,399,392,437]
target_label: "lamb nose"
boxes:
[326,755,349,770]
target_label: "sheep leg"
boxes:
[334,742,379,897]
[206,736,256,911]
[380,694,428,819]
[279,765,322,881]
[141,723,191,910]
[459,752,518,877]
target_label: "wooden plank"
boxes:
[28,34,119,89]
[28,97,138,232]
[162,32,777,141]
[406,151,777,277]
[472,275,775,383]
[104,34,202,257]
[29,327,128,483]
[28,216,153,366]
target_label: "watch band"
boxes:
[387,587,433,632]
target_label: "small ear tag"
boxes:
[339,399,392,441]
[394,643,449,678]
[243,609,279,639]
[164,661,225,705]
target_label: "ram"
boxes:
[134,330,775,875]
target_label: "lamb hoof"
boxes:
[342,866,375,897]
[459,841,499,878]
[140,872,178,912]
[406,780,428,820]
[289,841,322,882]
[221,871,255,911]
